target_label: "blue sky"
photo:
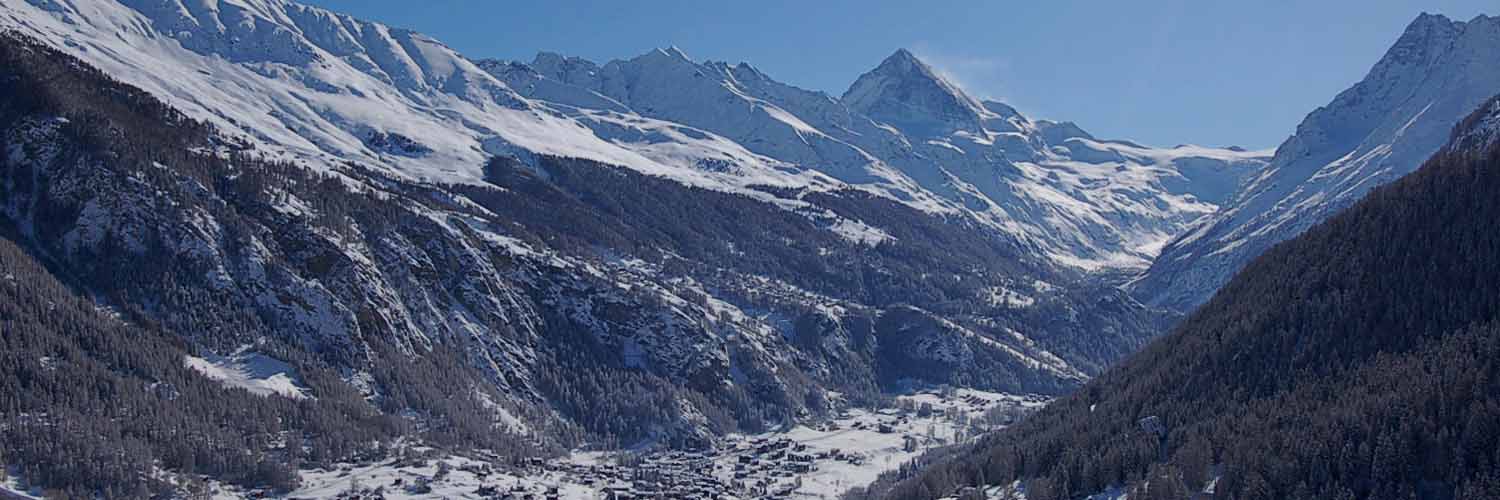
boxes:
[303,1,1491,149]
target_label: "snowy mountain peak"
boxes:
[658,45,691,61]
[881,47,924,68]
[1132,12,1500,311]
[843,48,989,136]
[1378,13,1461,69]
[619,46,694,68]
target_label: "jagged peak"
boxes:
[531,51,568,64]
[849,49,960,97]
[884,48,921,65]
[1410,11,1453,26]
[842,48,988,136]
[729,61,765,79]
[633,45,693,65]
[1390,12,1462,53]
[531,51,597,69]
[660,45,690,60]
[1403,11,1499,32]
[697,60,768,88]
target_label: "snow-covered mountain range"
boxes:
[1132,13,1500,311]
[483,47,1269,269]
[3,0,1268,272]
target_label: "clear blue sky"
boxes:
[302,0,1491,149]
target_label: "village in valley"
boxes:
[272,388,1047,500]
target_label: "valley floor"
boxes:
[195,389,1047,499]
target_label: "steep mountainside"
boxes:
[484,48,1269,269]
[1134,13,1500,311]
[0,214,471,498]
[867,96,1500,500]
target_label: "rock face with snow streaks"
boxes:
[1133,13,1500,311]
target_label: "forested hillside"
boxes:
[866,97,1500,500]
[0,232,398,497]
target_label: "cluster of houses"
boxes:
[529,451,733,499]
[322,390,1044,499]
[505,434,886,499]
[550,392,1030,499]
[532,440,823,499]
[469,483,565,500]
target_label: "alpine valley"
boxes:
[0,1,1495,499]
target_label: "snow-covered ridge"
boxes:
[0,0,1271,270]
[1133,12,1500,310]
[485,47,1270,270]
[0,0,839,196]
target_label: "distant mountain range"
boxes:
[481,46,1268,270]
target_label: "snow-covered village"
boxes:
[184,389,1044,500]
